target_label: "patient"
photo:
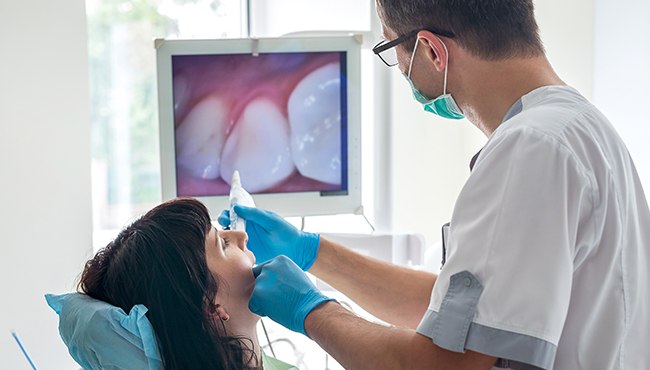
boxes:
[78,198,267,370]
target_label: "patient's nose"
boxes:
[229,230,248,250]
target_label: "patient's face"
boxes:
[205,227,256,305]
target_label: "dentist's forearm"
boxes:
[309,237,436,329]
[304,301,497,370]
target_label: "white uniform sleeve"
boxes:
[417,126,596,370]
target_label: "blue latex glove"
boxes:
[217,205,320,271]
[249,256,335,336]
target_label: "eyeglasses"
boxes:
[372,27,456,67]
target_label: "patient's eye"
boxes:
[221,237,230,250]
[213,227,229,250]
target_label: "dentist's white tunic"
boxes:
[416,86,650,370]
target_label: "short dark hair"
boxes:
[79,198,257,370]
[377,0,545,59]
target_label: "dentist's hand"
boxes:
[218,205,320,271]
[249,256,335,336]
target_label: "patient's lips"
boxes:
[175,95,228,179]
[288,62,342,185]
[220,98,295,192]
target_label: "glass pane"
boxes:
[250,0,372,37]
[87,0,243,248]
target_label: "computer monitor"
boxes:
[156,36,362,217]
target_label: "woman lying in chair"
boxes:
[72,197,293,370]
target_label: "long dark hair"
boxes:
[79,198,258,370]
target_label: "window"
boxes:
[248,0,372,37]
[88,0,244,248]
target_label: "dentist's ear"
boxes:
[416,31,448,72]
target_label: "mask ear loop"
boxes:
[408,36,450,96]
[407,38,420,79]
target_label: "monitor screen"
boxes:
[156,37,361,217]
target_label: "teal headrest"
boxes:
[45,293,162,370]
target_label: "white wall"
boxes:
[388,0,596,247]
[0,0,92,369]
[536,0,595,99]
[593,0,650,193]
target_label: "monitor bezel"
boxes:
[155,36,362,218]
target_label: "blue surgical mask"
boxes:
[405,37,464,120]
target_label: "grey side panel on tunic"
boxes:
[417,271,557,370]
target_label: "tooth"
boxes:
[220,98,295,192]
[287,62,342,185]
[173,75,190,116]
[175,96,228,180]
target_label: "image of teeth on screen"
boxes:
[172,52,348,196]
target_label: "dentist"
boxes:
[221,1,650,369]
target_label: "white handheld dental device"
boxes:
[228,170,256,231]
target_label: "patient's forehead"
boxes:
[204,227,218,250]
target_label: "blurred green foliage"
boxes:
[87,0,202,205]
